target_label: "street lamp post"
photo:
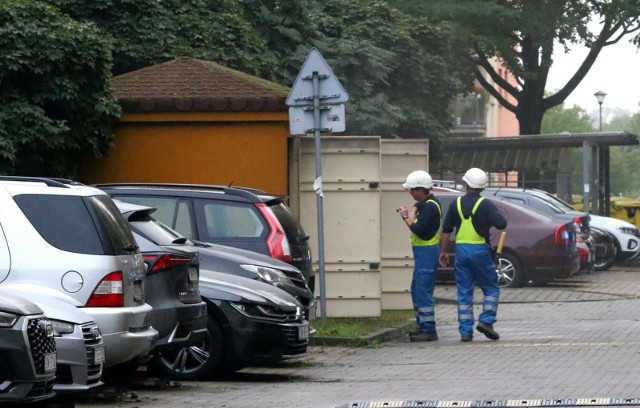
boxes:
[594,90,607,131]
[593,90,608,216]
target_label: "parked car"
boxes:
[485,187,633,267]
[116,200,314,320]
[0,288,56,404]
[134,238,310,380]
[95,183,315,291]
[132,231,208,378]
[0,176,158,375]
[434,188,580,287]
[9,288,105,395]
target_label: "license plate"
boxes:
[44,352,56,373]
[93,345,106,365]
[188,266,199,282]
[298,324,309,341]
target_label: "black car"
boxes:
[95,183,315,291]
[131,231,310,379]
[116,200,314,320]
[0,289,57,404]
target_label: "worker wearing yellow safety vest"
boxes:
[398,170,442,342]
[438,168,507,342]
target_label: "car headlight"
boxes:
[618,226,637,235]
[49,319,75,336]
[239,264,293,285]
[229,302,302,321]
[0,311,18,328]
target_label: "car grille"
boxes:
[282,270,309,290]
[26,317,56,375]
[82,323,103,384]
[281,326,308,355]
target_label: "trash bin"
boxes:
[610,196,640,230]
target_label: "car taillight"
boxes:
[555,224,575,245]
[256,203,292,263]
[574,216,588,233]
[143,254,191,273]
[86,271,124,307]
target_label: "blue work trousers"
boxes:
[454,243,500,336]
[411,244,439,333]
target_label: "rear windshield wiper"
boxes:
[123,243,139,252]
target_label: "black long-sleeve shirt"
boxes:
[442,192,507,241]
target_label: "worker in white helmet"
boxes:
[397,170,442,342]
[439,168,507,342]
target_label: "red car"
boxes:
[433,188,580,288]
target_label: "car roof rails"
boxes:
[94,182,268,197]
[0,176,70,188]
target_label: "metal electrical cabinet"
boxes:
[289,136,382,317]
[288,136,431,317]
[380,140,430,310]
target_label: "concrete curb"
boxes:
[309,320,416,347]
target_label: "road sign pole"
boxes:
[312,71,327,321]
[286,48,349,323]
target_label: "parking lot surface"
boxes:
[79,265,640,408]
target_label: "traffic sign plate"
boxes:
[286,48,349,107]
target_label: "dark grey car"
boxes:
[115,201,314,320]
[0,289,57,404]
[95,183,315,291]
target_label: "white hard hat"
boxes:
[462,168,488,189]
[403,170,433,189]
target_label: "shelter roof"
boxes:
[112,57,289,113]
[433,132,638,172]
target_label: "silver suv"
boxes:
[0,177,157,374]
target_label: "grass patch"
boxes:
[312,310,415,338]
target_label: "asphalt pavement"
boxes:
[78,264,640,408]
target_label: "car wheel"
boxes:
[593,238,617,271]
[495,252,525,288]
[149,315,224,381]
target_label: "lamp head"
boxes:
[594,90,607,105]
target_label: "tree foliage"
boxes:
[541,103,594,134]
[396,0,640,135]
[0,0,120,177]
[50,0,277,77]
[245,0,462,141]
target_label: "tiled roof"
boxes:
[112,57,289,113]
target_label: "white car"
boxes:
[0,177,158,380]
[589,214,640,261]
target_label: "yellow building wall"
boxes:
[80,111,290,195]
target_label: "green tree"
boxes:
[395,0,640,135]
[50,0,276,77]
[242,0,463,141]
[541,104,594,134]
[0,0,120,177]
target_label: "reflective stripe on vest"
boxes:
[455,196,485,244]
[411,199,441,246]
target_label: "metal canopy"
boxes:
[432,131,638,216]
[433,132,638,173]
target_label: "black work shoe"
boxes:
[476,322,500,340]
[461,335,473,342]
[409,332,438,342]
